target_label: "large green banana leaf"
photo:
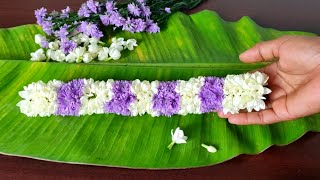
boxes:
[0,10,319,169]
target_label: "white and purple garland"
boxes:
[17,72,271,117]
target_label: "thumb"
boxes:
[239,36,293,63]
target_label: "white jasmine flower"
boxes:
[222,72,271,114]
[30,49,47,61]
[167,127,188,150]
[69,47,86,63]
[51,50,66,62]
[88,43,100,54]
[17,80,63,117]
[48,40,60,50]
[89,37,99,45]
[98,47,110,61]
[78,33,91,46]
[109,48,121,60]
[83,53,94,63]
[35,34,46,45]
[201,144,217,153]
[66,53,77,63]
[79,79,114,115]
[110,37,125,51]
[124,39,138,51]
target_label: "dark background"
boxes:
[0,0,320,179]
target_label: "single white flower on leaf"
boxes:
[109,48,121,60]
[30,49,47,61]
[124,39,138,51]
[168,127,188,150]
[201,144,217,153]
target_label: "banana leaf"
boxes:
[0,10,319,169]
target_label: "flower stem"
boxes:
[201,144,209,149]
[167,141,175,150]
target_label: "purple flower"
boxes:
[56,79,84,116]
[86,0,100,14]
[199,77,224,113]
[128,3,141,16]
[41,20,54,35]
[146,20,160,33]
[61,6,71,18]
[35,7,47,24]
[78,21,103,39]
[105,1,117,13]
[60,39,77,54]
[105,81,136,116]
[165,7,171,13]
[40,40,49,48]
[78,4,91,17]
[136,0,145,4]
[132,18,146,32]
[100,14,111,26]
[109,11,125,27]
[152,81,180,117]
[140,4,151,17]
[56,24,69,39]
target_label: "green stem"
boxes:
[167,141,175,150]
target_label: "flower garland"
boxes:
[31,0,203,62]
[17,72,271,117]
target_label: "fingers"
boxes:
[226,109,281,125]
[239,36,293,63]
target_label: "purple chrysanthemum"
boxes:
[109,11,125,27]
[105,81,136,116]
[78,21,103,39]
[199,77,224,112]
[40,40,49,48]
[41,20,54,35]
[100,14,111,26]
[61,6,71,18]
[60,39,77,54]
[35,7,47,25]
[122,18,146,33]
[78,4,91,17]
[136,0,145,4]
[146,19,160,33]
[152,81,180,116]
[105,1,117,13]
[140,4,151,17]
[56,79,84,116]
[86,0,100,14]
[56,24,69,39]
[165,7,171,13]
[128,3,141,16]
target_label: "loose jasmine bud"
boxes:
[201,144,217,153]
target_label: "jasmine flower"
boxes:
[168,127,188,150]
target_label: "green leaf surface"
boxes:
[0,10,319,169]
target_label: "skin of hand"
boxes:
[218,35,320,125]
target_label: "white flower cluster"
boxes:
[79,79,114,115]
[16,80,63,117]
[30,34,138,63]
[129,80,159,117]
[176,77,205,115]
[222,71,272,114]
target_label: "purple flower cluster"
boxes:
[78,21,103,39]
[199,77,224,113]
[105,81,136,116]
[56,79,85,116]
[78,0,101,17]
[152,81,180,117]
[35,8,54,35]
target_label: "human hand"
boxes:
[218,35,320,125]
